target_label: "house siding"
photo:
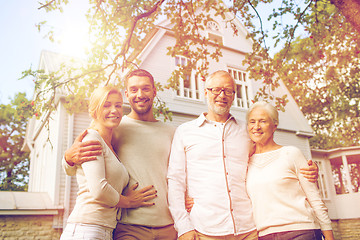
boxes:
[28,109,62,203]
[274,130,312,160]
[58,109,69,206]
[68,111,92,212]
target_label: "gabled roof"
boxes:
[129,0,253,65]
[22,50,82,152]
[38,50,80,73]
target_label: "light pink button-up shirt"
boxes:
[167,113,256,237]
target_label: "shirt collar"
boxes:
[196,112,238,127]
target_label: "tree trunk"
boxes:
[331,0,360,33]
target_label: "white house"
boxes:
[6,3,358,239]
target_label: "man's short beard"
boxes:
[208,103,230,116]
[131,103,152,115]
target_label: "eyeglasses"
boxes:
[207,87,235,96]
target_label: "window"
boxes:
[207,21,223,45]
[314,160,329,199]
[174,56,202,100]
[228,67,252,109]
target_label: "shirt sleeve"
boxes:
[167,126,194,237]
[291,147,333,231]
[80,133,120,207]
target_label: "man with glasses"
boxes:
[167,70,317,240]
[167,70,258,240]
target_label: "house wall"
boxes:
[0,215,62,240]
[138,29,313,160]
[58,108,69,206]
[274,130,312,160]
[28,103,65,204]
[331,218,360,240]
[68,111,92,206]
[58,111,92,224]
[333,193,360,219]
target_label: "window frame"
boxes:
[315,160,330,200]
[228,67,253,109]
[174,56,204,101]
[206,21,223,45]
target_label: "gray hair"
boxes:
[246,101,279,126]
[205,70,235,88]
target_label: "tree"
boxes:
[0,93,32,191]
[31,0,360,148]
[330,0,360,33]
[274,2,360,149]
[31,0,228,119]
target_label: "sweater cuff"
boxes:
[320,223,333,231]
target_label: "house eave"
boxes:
[311,145,360,154]
[0,209,62,216]
[296,130,315,137]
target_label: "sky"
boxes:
[0,0,89,105]
[0,1,301,105]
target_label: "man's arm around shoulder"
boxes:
[63,129,102,176]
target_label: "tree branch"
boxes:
[118,0,166,60]
[247,0,268,52]
[38,0,57,10]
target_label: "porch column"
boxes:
[342,154,353,193]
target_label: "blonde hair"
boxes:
[246,101,279,126]
[88,85,123,124]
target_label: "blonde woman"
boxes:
[61,86,157,240]
[246,101,334,240]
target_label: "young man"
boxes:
[63,69,177,240]
[167,70,318,240]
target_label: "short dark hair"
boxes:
[124,69,155,88]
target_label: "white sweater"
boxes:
[67,129,129,229]
[246,146,332,237]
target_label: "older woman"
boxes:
[60,86,157,240]
[246,101,334,240]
